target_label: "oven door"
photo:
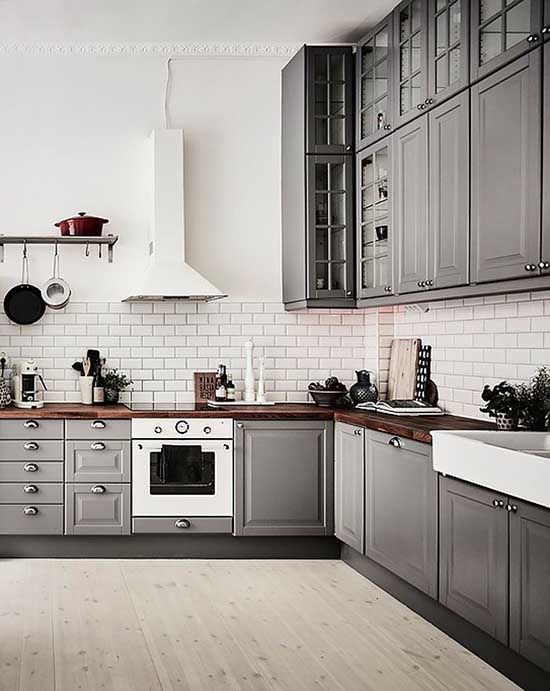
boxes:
[132,439,233,517]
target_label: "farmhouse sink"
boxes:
[431,430,550,509]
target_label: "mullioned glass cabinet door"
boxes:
[428,0,470,102]
[307,155,355,300]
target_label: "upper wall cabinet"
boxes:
[356,16,395,150]
[470,0,542,81]
[306,46,355,154]
[545,0,550,36]
[428,0,470,102]
[543,44,550,270]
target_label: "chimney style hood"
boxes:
[123,129,226,302]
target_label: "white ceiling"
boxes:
[0,0,394,45]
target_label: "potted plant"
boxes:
[480,381,520,430]
[103,369,132,404]
[516,367,550,431]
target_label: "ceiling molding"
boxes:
[0,42,300,57]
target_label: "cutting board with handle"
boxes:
[387,338,422,400]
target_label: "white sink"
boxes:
[431,430,550,509]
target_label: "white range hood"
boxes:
[123,129,226,302]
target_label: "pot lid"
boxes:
[55,211,109,227]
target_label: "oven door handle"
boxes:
[175,519,191,529]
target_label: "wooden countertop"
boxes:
[0,403,495,443]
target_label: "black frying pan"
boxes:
[4,248,46,325]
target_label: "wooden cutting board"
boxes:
[387,338,421,400]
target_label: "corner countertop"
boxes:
[0,403,495,444]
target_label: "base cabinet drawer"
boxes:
[0,419,63,440]
[0,504,63,534]
[132,516,233,534]
[0,482,64,504]
[65,483,131,535]
[0,440,64,462]
[0,461,64,483]
[65,441,130,482]
[65,419,131,440]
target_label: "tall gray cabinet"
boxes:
[334,422,364,552]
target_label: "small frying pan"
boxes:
[4,245,46,325]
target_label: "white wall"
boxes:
[0,51,285,302]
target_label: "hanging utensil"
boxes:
[41,243,71,310]
[3,244,46,326]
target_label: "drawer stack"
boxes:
[0,419,64,534]
[65,419,131,535]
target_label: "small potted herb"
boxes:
[480,381,520,430]
[516,367,550,431]
[103,369,132,404]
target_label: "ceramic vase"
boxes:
[349,370,379,405]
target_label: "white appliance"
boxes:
[123,129,226,302]
[11,359,47,409]
[132,418,233,517]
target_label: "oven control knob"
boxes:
[175,420,190,435]
[154,426,163,434]
[203,425,212,435]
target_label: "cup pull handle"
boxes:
[175,519,191,529]
[91,485,106,494]
[24,420,39,429]
[91,442,106,451]
[91,420,106,429]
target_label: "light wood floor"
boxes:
[0,559,518,691]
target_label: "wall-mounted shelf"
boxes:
[0,235,118,263]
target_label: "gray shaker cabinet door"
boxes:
[428,91,470,289]
[365,431,438,597]
[65,441,131,483]
[394,115,430,294]
[439,476,509,644]
[65,484,131,535]
[509,500,550,672]
[234,420,334,537]
[470,51,542,284]
[542,44,550,271]
[334,423,364,552]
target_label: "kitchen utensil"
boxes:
[55,212,109,237]
[72,361,84,375]
[86,349,101,375]
[387,338,421,400]
[308,389,348,407]
[349,370,379,404]
[4,245,46,326]
[82,357,92,377]
[41,244,71,310]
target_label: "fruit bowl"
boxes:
[308,389,348,407]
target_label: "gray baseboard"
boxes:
[0,535,340,560]
[341,544,550,691]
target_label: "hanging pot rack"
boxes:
[0,234,118,263]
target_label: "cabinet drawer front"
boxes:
[0,461,64,483]
[65,419,131,440]
[0,440,64,461]
[368,429,430,456]
[0,482,63,504]
[65,483,130,535]
[0,419,63,440]
[65,441,130,482]
[0,504,63,534]
[132,516,233,534]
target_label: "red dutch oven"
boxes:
[55,212,109,236]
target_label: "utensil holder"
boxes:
[79,376,93,405]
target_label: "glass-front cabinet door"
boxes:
[394,0,429,127]
[357,16,394,151]
[470,0,542,80]
[357,142,394,299]
[307,155,354,300]
[307,46,355,154]
[428,0,469,101]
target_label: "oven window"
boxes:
[149,445,215,495]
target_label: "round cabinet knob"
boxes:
[543,261,550,270]
[203,426,212,435]
[527,33,540,42]
[524,263,537,272]
[24,442,39,451]
[383,124,392,131]
[388,436,401,448]
[24,420,39,429]
[90,442,106,451]
[23,463,38,472]
[492,499,504,508]
[175,519,191,529]
[542,25,550,34]
[346,290,353,296]
[384,286,392,293]
[345,145,352,151]
[425,98,434,105]
[236,423,244,429]
[154,426,163,434]
[91,485,106,494]
[426,280,434,287]
[23,485,38,494]
[506,504,518,513]
[23,506,38,516]
[223,443,230,450]
[417,281,425,287]
[175,420,190,435]
[91,420,106,429]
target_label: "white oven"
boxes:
[132,418,233,517]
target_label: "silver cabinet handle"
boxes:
[524,263,537,271]
[23,506,38,516]
[383,124,391,131]
[24,442,39,451]
[23,463,38,472]
[91,485,106,494]
[91,420,106,429]
[353,429,362,436]
[346,290,353,296]
[388,436,401,448]
[23,484,38,494]
[175,519,191,529]
[542,25,550,34]
[506,504,518,513]
[426,279,434,287]
[526,33,540,42]
[492,499,505,508]
[90,442,106,451]
[236,423,244,428]
[425,97,435,105]
[24,420,39,429]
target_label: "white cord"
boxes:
[164,57,173,128]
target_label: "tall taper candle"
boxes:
[256,356,266,403]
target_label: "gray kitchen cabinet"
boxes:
[509,499,550,672]
[545,0,550,36]
[542,44,550,271]
[470,51,541,283]
[439,476,509,644]
[65,483,130,535]
[470,0,542,81]
[0,440,64,462]
[334,423,364,552]
[428,91,469,288]
[65,440,130,483]
[0,504,63,535]
[356,15,395,150]
[0,418,63,440]
[394,115,429,294]
[65,419,131,440]
[234,420,334,537]
[428,0,469,104]
[365,431,438,597]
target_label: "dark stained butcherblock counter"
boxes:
[0,403,495,444]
